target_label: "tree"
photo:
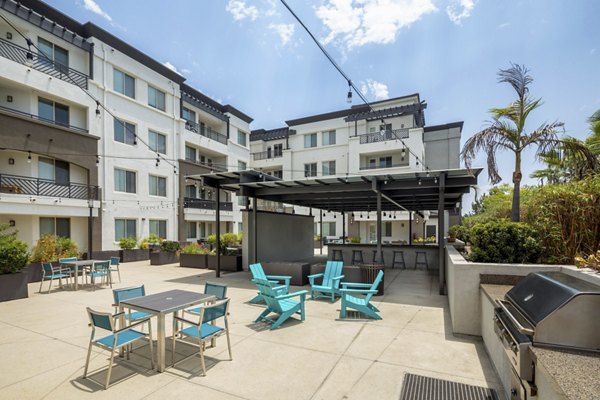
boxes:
[461,64,596,222]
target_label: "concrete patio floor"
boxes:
[0,261,502,399]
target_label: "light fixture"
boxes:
[95,101,101,116]
[6,32,12,40]
[133,134,138,145]
[25,38,34,66]
[426,170,430,177]
[434,177,438,184]
[155,156,160,167]
[359,213,363,218]
[96,155,100,166]
[416,158,419,166]
[9,220,15,226]
[27,151,32,163]
[418,178,422,186]
[346,80,352,104]
[401,148,406,157]
[383,212,387,217]
[7,95,12,103]
[8,158,14,165]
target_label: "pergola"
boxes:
[191,168,481,294]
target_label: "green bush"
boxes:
[182,243,210,254]
[0,224,29,274]
[30,234,79,262]
[237,232,243,244]
[349,236,361,244]
[207,233,239,255]
[160,240,180,252]
[468,220,542,264]
[118,237,137,250]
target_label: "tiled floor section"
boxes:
[0,262,503,399]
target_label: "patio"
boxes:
[0,261,502,399]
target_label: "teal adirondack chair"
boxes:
[339,270,384,320]
[253,278,307,330]
[249,263,291,304]
[307,261,344,302]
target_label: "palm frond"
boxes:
[497,63,532,100]
[461,125,516,184]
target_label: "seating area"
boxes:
[0,260,502,399]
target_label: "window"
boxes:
[322,161,336,176]
[237,130,248,146]
[115,219,136,241]
[148,86,166,111]
[304,133,317,148]
[185,184,196,198]
[114,118,136,145]
[273,170,283,179]
[149,175,167,197]
[114,168,136,193]
[149,130,166,154]
[40,217,70,238]
[426,225,437,238]
[304,163,317,177]
[38,37,68,72]
[38,157,69,184]
[199,222,213,238]
[182,107,196,122]
[185,145,196,162]
[369,123,392,133]
[322,222,336,236]
[186,222,197,239]
[274,143,283,156]
[238,160,247,171]
[113,68,135,98]
[379,156,392,168]
[238,195,247,206]
[149,220,167,239]
[38,97,69,126]
[322,130,336,145]
[384,222,392,236]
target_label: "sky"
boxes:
[46,0,600,205]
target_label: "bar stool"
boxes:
[332,249,343,262]
[392,251,406,269]
[372,250,384,265]
[415,251,429,270]
[351,250,364,265]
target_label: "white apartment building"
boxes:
[249,95,463,244]
[0,0,250,253]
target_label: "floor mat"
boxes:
[400,373,499,400]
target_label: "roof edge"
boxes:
[424,121,464,132]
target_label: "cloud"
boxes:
[269,23,295,45]
[360,79,389,101]
[163,61,183,76]
[446,0,476,25]
[497,21,510,29]
[315,0,437,50]
[181,68,192,75]
[591,48,597,55]
[82,0,112,22]
[226,0,259,21]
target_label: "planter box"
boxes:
[150,251,179,265]
[314,240,322,249]
[0,271,29,302]
[263,261,311,286]
[91,250,120,260]
[119,249,150,263]
[179,253,208,269]
[25,262,61,283]
[207,255,242,272]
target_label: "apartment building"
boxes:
[0,0,250,252]
[249,95,463,244]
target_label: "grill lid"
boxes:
[506,271,600,325]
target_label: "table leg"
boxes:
[119,306,125,358]
[74,265,79,291]
[157,313,166,372]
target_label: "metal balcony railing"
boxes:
[183,197,233,211]
[251,150,283,161]
[0,173,99,200]
[359,162,409,170]
[184,120,228,145]
[0,105,88,133]
[0,38,88,90]
[359,128,409,144]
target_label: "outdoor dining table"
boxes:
[62,259,103,290]
[119,289,215,372]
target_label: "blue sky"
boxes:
[48,0,600,198]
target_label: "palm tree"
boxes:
[462,64,596,222]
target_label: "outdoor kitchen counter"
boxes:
[530,346,600,400]
[480,284,512,303]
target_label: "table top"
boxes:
[120,289,215,314]
[62,260,104,266]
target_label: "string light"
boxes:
[27,151,31,163]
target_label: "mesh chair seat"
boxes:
[180,323,224,339]
[126,311,153,321]
[95,329,146,348]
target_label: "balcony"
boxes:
[359,128,409,144]
[183,197,233,211]
[183,158,227,173]
[0,173,99,200]
[0,38,88,90]
[359,162,408,171]
[252,150,283,161]
[184,120,228,145]
[0,104,88,134]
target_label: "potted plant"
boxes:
[179,243,211,268]
[206,233,242,272]
[0,224,30,302]
[118,237,149,262]
[150,240,180,265]
[140,234,161,252]
[26,234,79,283]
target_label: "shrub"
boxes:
[575,250,600,272]
[237,232,243,244]
[30,234,79,262]
[468,220,542,264]
[349,236,361,244]
[160,240,180,252]
[182,243,210,255]
[118,237,137,250]
[0,224,29,274]
[207,233,239,255]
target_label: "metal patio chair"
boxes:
[39,262,70,293]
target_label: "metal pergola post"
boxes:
[376,186,382,263]
[215,184,221,278]
[438,172,446,295]
[341,211,345,243]
[319,209,323,255]
[408,211,413,246]
[253,196,258,263]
